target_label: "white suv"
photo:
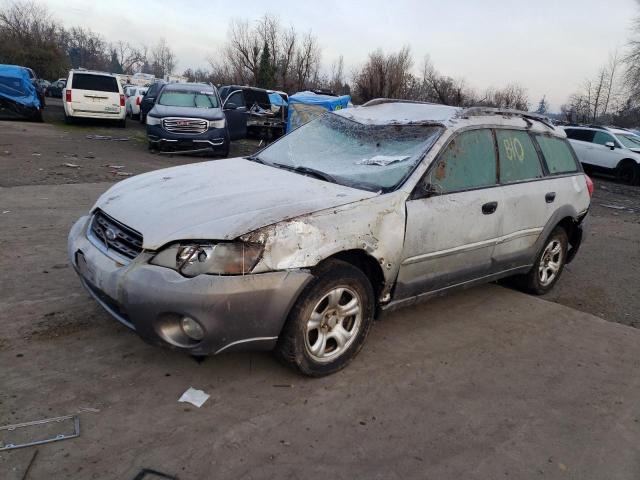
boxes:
[563,126,640,184]
[63,70,126,127]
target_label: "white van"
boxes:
[63,70,126,127]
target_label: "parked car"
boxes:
[563,125,640,184]
[63,70,126,127]
[46,78,66,98]
[124,85,148,119]
[145,82,234,155]
[0,64,44,121]
[68,101,592,376]
[219,85,285,138]
[139,80,166,124]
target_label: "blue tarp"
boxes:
[268,92,287,107]
[286,91,350,132]
[0,64,40,110]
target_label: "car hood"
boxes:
[94,159,377,250]
[149,103,224,120]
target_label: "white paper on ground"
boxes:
[178,387,210,408]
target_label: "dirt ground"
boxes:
[1,105,640,479]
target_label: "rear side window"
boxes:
[535,136,579,174]
[496,130,543,183]
[72,74,118,92]
[430,129,497,193]
[565,129,595,142]
[226,90,244,108]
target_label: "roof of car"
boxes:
[69,69,116,77]
[162,82,215,92]
[334,99,557,133]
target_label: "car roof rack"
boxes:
[462,107,556,130]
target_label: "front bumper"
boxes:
[147,124,227,152]
[68,216,312,355]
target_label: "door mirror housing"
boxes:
[224,102,237,110]
[605,141,615,150]
[413,180,442,199]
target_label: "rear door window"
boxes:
[496,130,543,183]
[535,136,580,174]
[225,90,244,108]
[72,74,119,92]
[430,129,497,193]
[564,129,595,143]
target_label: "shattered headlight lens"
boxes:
[150,242,263,277]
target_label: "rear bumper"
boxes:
[64,103,125,120]
[68,216,312,355]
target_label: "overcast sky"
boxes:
[40,0,639,111]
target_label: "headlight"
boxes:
[150,242,263,277]
[146,115,161,126]
[208,118,226,129]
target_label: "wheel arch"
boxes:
[313,249,386,306]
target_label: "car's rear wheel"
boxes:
[518,226,568,295]
[616,159,639,185]
[275,259,375,376]
[118,118,126,129]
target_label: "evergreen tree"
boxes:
[536,95,548,115]
[257,42,275,89]
[109,50,123,74]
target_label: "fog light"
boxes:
[180,317,204,341]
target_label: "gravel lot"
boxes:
[1,104,639,479]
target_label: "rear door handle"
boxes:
[545,192,556,203]
[482,201,498,215]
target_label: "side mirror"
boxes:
[605,141,615,150]
[414,181,442,199]
[224,102,237,110]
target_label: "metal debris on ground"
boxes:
[62,163,80,168]
[86,134,130,141]
[21,449,38,480]
[0,415,80,451]
[115,171,133,176]
[178,387,210,408]
[132,468,178,480]
[600,204,627,210]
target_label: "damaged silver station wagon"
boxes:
[68,100,593,376]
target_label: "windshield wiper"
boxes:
[272,163,337,184]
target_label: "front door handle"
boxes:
[482,201,498,215]
[545,192,556,203]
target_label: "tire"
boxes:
[64,113,73,125]
[518,227,568,295]
[275,259,375,377]
[139,112,145,124]
[118,118,126,129]
[616,160,639,185]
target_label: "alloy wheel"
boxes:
[304,286,362,363]
[538,239,563,287]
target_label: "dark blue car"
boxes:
[146,83,239,156]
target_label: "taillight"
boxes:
[119,94,125,107]
[136,96,141,106]
[65,89,71,102]
[585,174,594,198]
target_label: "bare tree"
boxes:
[151,38,176,77]
[480,84,529,111]
[111,41,146,74]
[0,0,69,78]
[353,46,413,102]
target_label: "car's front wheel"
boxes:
[616,159,639,185]
[275,259,375,376]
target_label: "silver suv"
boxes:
[68,100,592,376]
[563,125,640,184]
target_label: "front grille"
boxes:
[90,210,143,260]
[162,117,208,134]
